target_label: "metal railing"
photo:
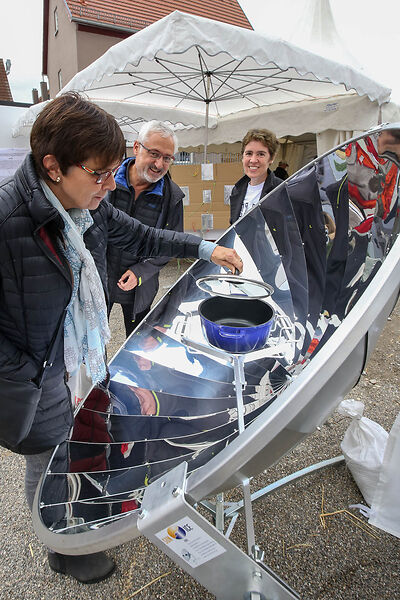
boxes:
[176,152,242,164]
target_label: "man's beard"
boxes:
[139,164,164,184]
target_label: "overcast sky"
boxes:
[0,0,43,102]
[1,0,399,103]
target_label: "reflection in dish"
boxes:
[36,126,400,543]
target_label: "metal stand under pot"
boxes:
[138,275,301,599]
[196,275,276,559]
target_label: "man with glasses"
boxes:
[107,121,183,337]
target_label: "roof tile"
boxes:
[65,0,252,32]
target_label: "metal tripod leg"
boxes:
[215,492,225,533]
[232,354,260,559]
[224,455,345,519]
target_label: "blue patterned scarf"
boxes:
[40,181,110,384]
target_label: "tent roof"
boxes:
[287,0,363,69]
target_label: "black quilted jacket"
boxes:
[0,154,201,454]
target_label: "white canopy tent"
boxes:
[287,0,363,69]
[13,91,400,166]
[176,93,400,154]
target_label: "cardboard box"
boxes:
[170,162,243,235]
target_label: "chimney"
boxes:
[0,59,13,101]
[40,81,49,101]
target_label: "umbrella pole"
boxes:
[204,74,211,163]
[204,105,209,163]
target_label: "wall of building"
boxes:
[76,29,127,73]
[47,0,79,97]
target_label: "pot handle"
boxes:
[218,329,246,339]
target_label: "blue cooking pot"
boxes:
[199,296,275,354]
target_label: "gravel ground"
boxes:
[0,258,399,600]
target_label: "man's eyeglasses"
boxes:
[79,163,120,184]
[138,142,175,164]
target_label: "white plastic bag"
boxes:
[337,399,388,506]
[368,411,400,538]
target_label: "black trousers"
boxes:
[109,303,150,338]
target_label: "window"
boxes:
[58,69,62,91]
[176,151,192,164]
[54,7,59,35]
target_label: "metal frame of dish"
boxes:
[136,231,399,600]
[33,124,400,600]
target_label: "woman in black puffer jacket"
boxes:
[229,128,282,225]
[0,93,242,584]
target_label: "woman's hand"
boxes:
[210,246,243,274]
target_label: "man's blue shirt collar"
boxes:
[115,157,165,196]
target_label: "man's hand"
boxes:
[210,246,243,274]
[129,386,157,415]
[117,269,138,291]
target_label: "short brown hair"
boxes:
[241,128,279,158]
[31,92,125,181]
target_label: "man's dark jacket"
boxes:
[229,170,283,224]
[0,154,200,454]
[107,157,184,317]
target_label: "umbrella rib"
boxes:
[201,51,249,114]
[123,90,207,103]
[129,69,205,101]
[155,55,207,103]
[207,58,247,100]
[154,56,204,74]
[91,62,209,103]
[89,78,208,103]
[209,72,274,104]
[82,57,342,111]
[158,54,243,75]
[208,69,338,101]
[202,69,277,108]
[107,66,333,85]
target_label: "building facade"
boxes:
[43,0,252,98]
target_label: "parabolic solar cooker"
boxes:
[34,125,400,600]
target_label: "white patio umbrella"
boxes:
[56,10,390,160]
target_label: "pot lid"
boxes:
[196,275,274,299]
